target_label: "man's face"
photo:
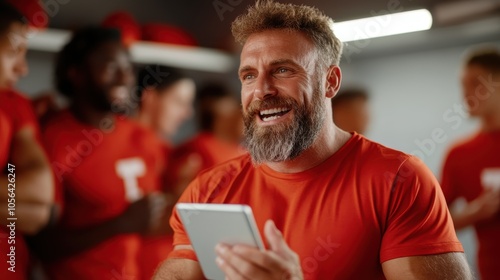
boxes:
[0,22,28,89]
[333,97,370,134]
[239,29,326,164]
[80,41,134,112]
[461,64,500,117]
[154,79,195,137]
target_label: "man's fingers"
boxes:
[216,245,259,280]
[264,220,294,258]
[232,244,289,272]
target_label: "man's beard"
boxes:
[243,84,326,165]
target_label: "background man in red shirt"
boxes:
[29,27,170,280]
[154,1,471,279]
[441,48,500,280]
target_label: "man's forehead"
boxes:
[239,29,317,67]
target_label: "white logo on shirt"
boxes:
[481,168,500,191]
[116,157,146,202]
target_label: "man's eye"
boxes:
[276,68,289,74]
[243,74,255,80]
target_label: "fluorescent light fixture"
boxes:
[27,28,71,52]
[333,9,433,42]
[27,28,234,73]
[129,41,234,73]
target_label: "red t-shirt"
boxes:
[0,90,40,280]
[441,131,500,280]
[170,133,463,279]
[42,110,165,280]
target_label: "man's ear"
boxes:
[325,65,342,99]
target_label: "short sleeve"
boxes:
[168,178,201,262]
[380,156,463,263]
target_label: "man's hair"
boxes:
[196,83,234,131]
[231,0,343,67]
[0,2,26,36]
[55,27,122,98]
[331,88,368,108]
[465,47,500,75]
[136,65,188,102]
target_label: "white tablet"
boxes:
[176,203,265,280]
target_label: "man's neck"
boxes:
[481,110,500,132]
[70,102,114,129]
[264,124,351,174]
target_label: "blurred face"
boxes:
[461,64,500,117]
[239,29,327,164]
[154,79,195,137]
[79,41,134,112]
[333,98,370,134]
[0,22,28,89]
[213,96,244,143]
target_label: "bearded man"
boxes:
[154,1,472,279]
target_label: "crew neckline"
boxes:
[258,132,362,181]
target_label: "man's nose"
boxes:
[253,74,278,100]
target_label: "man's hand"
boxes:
[215,220,303,280]
[118,193,173,236]
[468,189,500,222]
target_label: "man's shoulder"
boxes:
[353,134,412,170]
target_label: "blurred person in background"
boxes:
[168,83,244,196]
[331,88,370,134]
[441,47,500,280]
[0,3,54,279]
[28,27,170,280]
[135,65,195,142]
[134,64,196,279]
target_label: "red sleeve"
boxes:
[167,178,202,262]
[440,149,460,205]
[380,156,463,263]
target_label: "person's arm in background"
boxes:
[0,127,54,234]
[27,192,171,262]
[449,189,500,230]
[440,150,500,231]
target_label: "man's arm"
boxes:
[382,252,473,280]
[0,127,54,234]
[449,190,500,231]
[153,245,204,280]
[27,193,170,262]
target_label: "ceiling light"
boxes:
[332,9,433,42]
[27,28,234,73]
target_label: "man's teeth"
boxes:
[262,115,281,122]
[260,107,288,115]
[259,107,290,122]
